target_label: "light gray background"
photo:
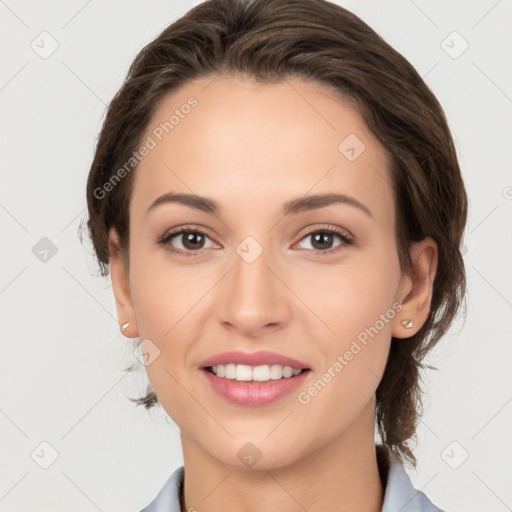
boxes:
[1,1,511,511]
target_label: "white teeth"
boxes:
[270,364,283,380]
[225,363,236,379]
[236,364,253,381]
[253,365,271,381]
[210,364,302,381]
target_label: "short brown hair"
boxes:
[83,0,468,468]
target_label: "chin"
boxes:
[200,435,312,473]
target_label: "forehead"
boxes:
[131,75,394,224]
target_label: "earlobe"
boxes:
[393,238,438,339]
[108,228,139,338]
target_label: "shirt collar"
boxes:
[377,445,444,512]
[140,444,443,512]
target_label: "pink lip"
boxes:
[199,350,310,370]
[201,368,311,407]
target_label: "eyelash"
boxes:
[157,224,354,258]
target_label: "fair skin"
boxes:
[108,75,437,512]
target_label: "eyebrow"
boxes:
[147,192,373,218]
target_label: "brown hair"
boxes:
[82,0,467,468]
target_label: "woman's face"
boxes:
[110,75,431,470]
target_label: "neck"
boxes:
[180,399,385,512]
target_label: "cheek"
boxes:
[294,252,400,388]
[128,257,198,424]
[296,280,396,434]
[129,247,206,338]
[295,248,400,335]
[314,290,394,388]
[128,249,212,407]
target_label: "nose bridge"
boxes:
[219,234,288,332]
[233,234,276,306]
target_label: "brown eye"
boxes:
[158,228,217,256]
[295,227,353,256]
[174,231,206,250]
[309,232,337,251]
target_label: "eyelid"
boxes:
[296,223,354,241]
[159,223,216,240]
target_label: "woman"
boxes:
[84,0,467,510]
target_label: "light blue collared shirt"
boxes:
[140,445,445,512]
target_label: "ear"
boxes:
[392,237,438,339]
[108,228,139,338]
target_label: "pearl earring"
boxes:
[400,319,414,329]
[121,322,130,332]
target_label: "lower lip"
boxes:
[201,368,311,407]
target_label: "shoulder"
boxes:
[139,466,184,512]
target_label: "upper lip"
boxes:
[199,350,311,370]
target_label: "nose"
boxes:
[217,240,291,338]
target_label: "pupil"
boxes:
[312,232,332,250]
[183,232,204,250]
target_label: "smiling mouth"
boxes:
[200,363,312,406]
[203,364,311,382]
